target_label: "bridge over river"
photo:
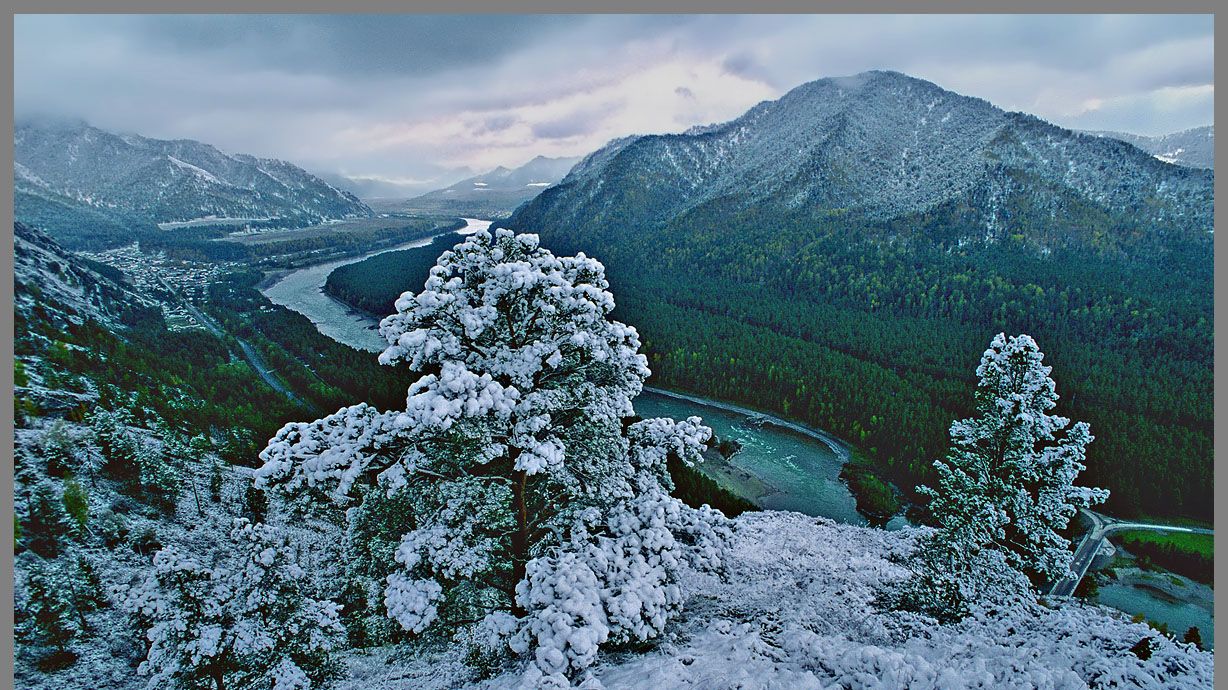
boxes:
[1048,509,1213,597]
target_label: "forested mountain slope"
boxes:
[504,70,1214,522]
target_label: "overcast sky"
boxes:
[14,14,1214,194]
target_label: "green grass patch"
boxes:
[839,457,901,525]
[1116,529,1213,585]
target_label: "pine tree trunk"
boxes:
[190,466,203,516]
[510,465,528,618]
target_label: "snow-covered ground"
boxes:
[333,512,1212,689]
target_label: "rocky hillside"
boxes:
[13,222,154,331]
[510,70,1212,257]
[15,120,372,248]
[1086,126,1214,170]
[404,155,580,218]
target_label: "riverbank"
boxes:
[839,458,903,526]
[643,386,851,461]
[693,445,773,504]
[1094,565,1214,649]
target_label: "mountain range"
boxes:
[14,120,372,249]
[1084,126,1214,170]
[510,70,1212,258]
[502,69,1213,525]
[401,155,581,218]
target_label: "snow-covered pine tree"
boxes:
[918,333,1109,592]
[22,559,83,663]
[23,481,71,558]
[91,407,139,485]
[120,518,343,690]
[42,420,79,478]
[256,228,729,686]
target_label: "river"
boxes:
[1096,573,1214,648]
[635,389,864,524]
[261,218,490,352]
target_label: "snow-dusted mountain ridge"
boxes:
[404,155,582,218]
[1084,126,1214,170]
[511,70,1213,255]
[14,119,372,247]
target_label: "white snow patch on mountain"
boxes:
[166,155,225,185]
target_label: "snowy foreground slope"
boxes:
[338,512,1213,689]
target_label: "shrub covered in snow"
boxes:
[256,229,730,685]
[119,518,344,690]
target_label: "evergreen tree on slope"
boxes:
[917,333,1109,610]
[121,519,343,690]
[256,228,729,687]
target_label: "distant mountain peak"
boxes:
[1081,125,1214,170]
[509,70,1212,258]
[402,154,582,218]
[14,118,372,248]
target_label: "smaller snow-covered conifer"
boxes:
[23,559,82,652]
[120,518,343,690]
[914,333,1109,615]
[24,481,71,558]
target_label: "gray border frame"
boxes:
[2,6,1221,690]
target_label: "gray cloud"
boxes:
[93,15,586,79]
[531,117,598,141]
[478,115,520,134]
[14,15,1213,195]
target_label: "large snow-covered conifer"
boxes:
[256,228,729,686]
[916,333,1108,606]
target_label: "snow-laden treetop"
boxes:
[376,228,650,469]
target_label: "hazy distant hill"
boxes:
[1083,125,1213,170]
[15,120,372,248]
[403,155,581,218]
[314,171,463,202]
[512,70,1212,258]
